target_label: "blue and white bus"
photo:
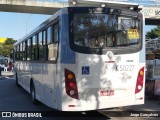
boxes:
[13,4,145,111]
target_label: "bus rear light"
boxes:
[68,74,73,80]
[64,69,79,99]
[138,77,143,83]
[138,85,142,90]
[135,67,144,94]
[139,70,144,76]
[69,90,76,96]
[69,82,75,87]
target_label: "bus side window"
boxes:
[23,41,26,60]
[54,24,58,43]
[43,30,47,61]
[25,40,27,60]
[53,23,58,60]
[32,35,38,61]
[27,39,31,61]
[38,32,43,61]
[47,23,58,61]
[20,43,23,60]
[16,45,20,60]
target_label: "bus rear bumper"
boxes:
[61,95,144,111]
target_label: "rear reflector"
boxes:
[68,105,75,107]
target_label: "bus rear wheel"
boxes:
[30,83,37,104]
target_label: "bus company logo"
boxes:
[2,112,11,117]
[107,51,113,60]
[1,112,42,118]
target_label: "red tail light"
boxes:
[135,67,144,94]
[64,69,79,99]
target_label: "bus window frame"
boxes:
[13,18,59,63]
[68,7,143,55]
[47,22,59,62]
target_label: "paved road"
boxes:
[0,77,159,120]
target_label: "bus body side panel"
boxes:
[31,63,43,101]
[15,61,58,109]
[13,11,62,110]
[14,61,32,93]
[41,63,58,109]
[22,62,32,93]
[14,61,23,87]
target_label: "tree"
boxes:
[154,26,160,37]
[0,38,16,57]
[5,38,16,45]
[146,25,160,39]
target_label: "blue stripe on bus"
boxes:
[60,14,76,64]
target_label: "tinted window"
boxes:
[39,32,43,61]
[71,14,141,49]
[47,26,53,44]
[54,24,59,43]
[20,43,23,60]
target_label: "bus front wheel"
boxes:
[30,83,37,104]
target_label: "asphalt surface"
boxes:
[0,76,160,120]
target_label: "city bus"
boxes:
[13,4,145,111]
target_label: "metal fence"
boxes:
[146,60,160,79]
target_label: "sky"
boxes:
[0,12,156,41]
[0,12,50,40]
[0,0,158,41]
[0,0,159,40]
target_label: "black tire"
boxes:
[15,73,20,87]
[30,82,37,104]
[147,92,154,100]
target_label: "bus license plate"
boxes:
[100,90,114,96]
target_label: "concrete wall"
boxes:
[0,0,69,14]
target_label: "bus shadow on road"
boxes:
[16,85,110,119]
[39,110,110,120]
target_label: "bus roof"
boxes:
[69,0,141,10]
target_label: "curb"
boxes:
[0,76,5,79]
[0,73,14,79]
[0,75,14,78]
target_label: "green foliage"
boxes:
[154,26,160,37]
[0,38,16,57]
[5,38,16,45]
[146,25,160,39]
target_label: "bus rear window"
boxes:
[70,14,141,49]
